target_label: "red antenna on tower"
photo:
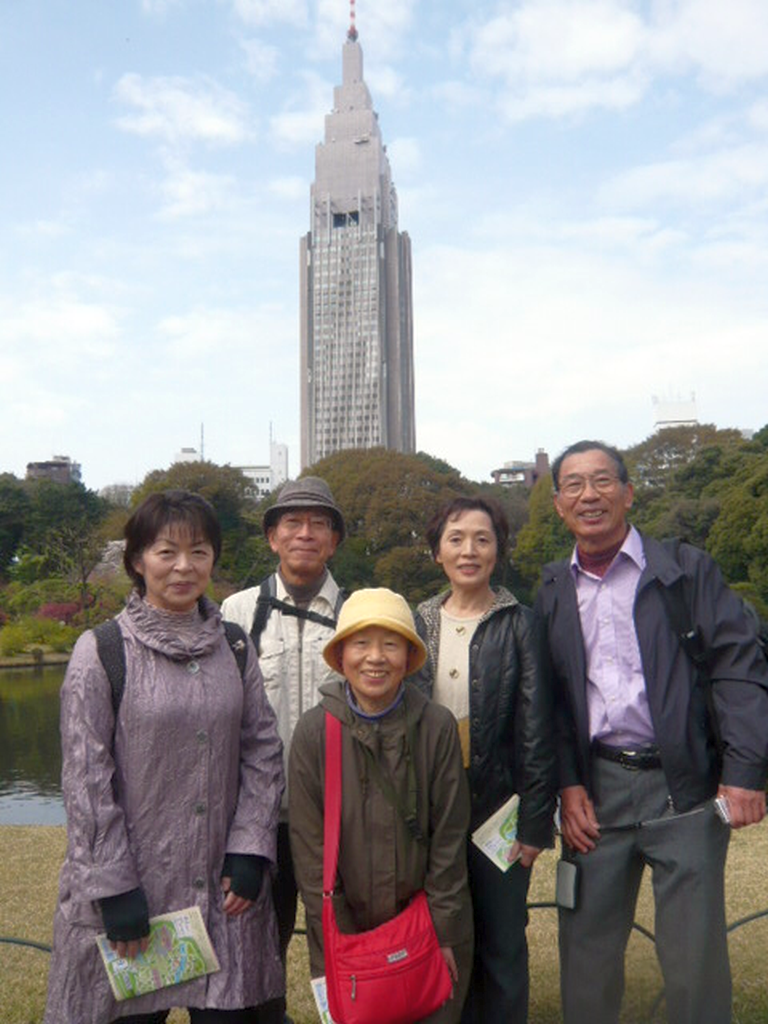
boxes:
[347,0,358,41]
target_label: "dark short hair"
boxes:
[425,496,509,560]
[551,440,630,491]
[124,490,222,594]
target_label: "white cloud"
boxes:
[2,297,119,357]
[158,163,238,219]
[155,303,295,361]
[387,137,423,178]
[466,1,648,120]
[465,0,768,124]
[268,176,306,201]
[413,235,768,475]
[472,1,645,82]
[240,37,280,81]
[431,79,485,111]
[650,0,768,84]
[499,71,646,120]
[114,73,251,145]
[315,0,414,59]
[17,219,70,240]
[141,0,182,14]
[230,0,308,29]
[270,71,331,147]
[603,143,768,209]
[748,99,768,133]
[366,64,407,102]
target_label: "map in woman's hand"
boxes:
[96,906,220,1001]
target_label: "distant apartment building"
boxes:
[491,450,550,489]
[652,394,698,431]
[239,441,289,502]
[175,446,201,463]
[26,455,82,485]
[300,21,415,468]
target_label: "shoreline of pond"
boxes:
[0,652,71,671]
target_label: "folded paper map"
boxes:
[310,976,335,1024]
[96,905,220,1001]
[471,793,520,871]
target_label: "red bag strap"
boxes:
[323,711,343,896]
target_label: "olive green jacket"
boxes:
[289,680,473,977]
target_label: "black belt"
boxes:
[593,741,662,771]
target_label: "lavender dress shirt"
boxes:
[571,526,656,747]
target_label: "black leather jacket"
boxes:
[414,588,556,848]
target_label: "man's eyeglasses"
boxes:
[279,514,333,533]
[558,474,622,498]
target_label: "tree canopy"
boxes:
[2,424,768,644]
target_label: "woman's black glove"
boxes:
[99,887,150,942]
[222,853,268,900]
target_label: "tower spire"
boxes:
[347,0,358,41]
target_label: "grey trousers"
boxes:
[559,756,731,1024]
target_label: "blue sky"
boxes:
[2,0,767,492]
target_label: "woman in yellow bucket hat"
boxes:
[288,588,474,1022]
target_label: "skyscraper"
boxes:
[299,17,416,469]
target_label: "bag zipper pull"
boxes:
[351,975,357,1001]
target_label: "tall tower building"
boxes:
[300,16,416,469]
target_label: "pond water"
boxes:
[0,665,66,825]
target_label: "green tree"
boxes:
[44,524,113,624]
[511,475,571,599]
[131,461,250,532]
[624,424,743,498]
[301,448,473,599]
[0,474,30,577]
[22,479,107,555]
[706,453,768,605]
[131,461,254,585]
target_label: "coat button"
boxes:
[196,730,207,744]
[187,660,200,674]
[195,803,206,815]
[193,877,205,890]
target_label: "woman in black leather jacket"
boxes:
[413,496,556,1024]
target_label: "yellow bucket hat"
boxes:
[323,588,427,675]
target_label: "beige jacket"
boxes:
[221,572,343,811]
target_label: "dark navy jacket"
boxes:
[535,533,768,813]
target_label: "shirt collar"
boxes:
[570,524,645,577]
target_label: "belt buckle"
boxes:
[621,749,642,771]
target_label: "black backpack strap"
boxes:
[250,577,277,655]
[94,618,249,734]
[223,621,249,680]
[658,539,709,670]
[334,588,348,619]
[93,619,126,718]
[659,538,722,761]
[266,597,337,630]
[250,576,344,652]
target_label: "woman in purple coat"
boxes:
[44,490,285,1024]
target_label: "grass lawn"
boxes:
[2,823,767,1023]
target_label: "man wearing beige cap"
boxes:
[222,477,346,1016]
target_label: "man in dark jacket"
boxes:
[536,439,768,1024]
